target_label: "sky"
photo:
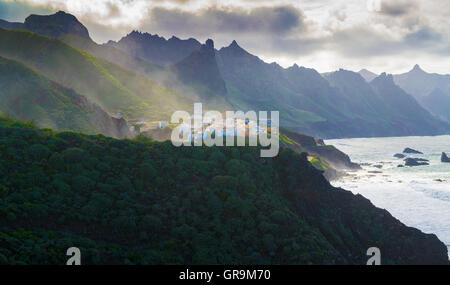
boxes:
[1,0,449,74]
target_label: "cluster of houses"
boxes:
[130,120,169,133]
[130,118,275,142]
[178,118,274,142]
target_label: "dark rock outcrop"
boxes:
[441,152,450,163]
[24,11,91,40]
[394,153,406,158]
[280,128,361,171]
[404,158,429,166]
[403,148,423,154]
[171,39,227,101]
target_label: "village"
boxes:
[129,117,275,143]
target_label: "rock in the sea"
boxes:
[441,152,450,163]
[397,165,404,168]
[373,164,383,169]
[404,158,430,166]
[394,153,406,159]
[403,148,423,154]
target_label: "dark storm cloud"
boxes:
[404,26,442,45]
[379,0,418,16]
[132,2,448,61]
[311,24,444,58]
[1,0,450,72]
[141,5,306,37]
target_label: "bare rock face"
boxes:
[394,153,406,159]
[171,38,227,99]
[404,157,429,166]
[442,152,450,163]
[403,147,423,154]
[24,11,91,40]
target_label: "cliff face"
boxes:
[290,179,449,265]
[89,103,131,139]
[171,39,227,99]
[280,128,360,180]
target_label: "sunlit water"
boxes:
[326,135,450,258]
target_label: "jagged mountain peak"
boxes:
[329,68,367,81]
[106,30,202,65]
[24,10,91,40]
[228,40,242,49]
[378,72,393,79]
[220,40,249,55]
[204,38,214,50]
[371,72,397,88]
[123,30,165,42]
[358,68,378,82]
[411,64,424,72]
[287,63,314,74]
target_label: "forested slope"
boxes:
[0,119,447,265]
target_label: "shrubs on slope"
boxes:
[0,120,447,265]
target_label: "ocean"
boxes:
[326,135,450,258]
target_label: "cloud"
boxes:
[141,5,307,37]
[0,0,52,21]
[379,0,418,16]
[1,0,450,73]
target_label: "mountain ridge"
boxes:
[393,65,450,122]
[106,30,202,66]
[0,11,449,139]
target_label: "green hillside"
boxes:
[0,56,129,137]
[0,119,447,265]
[0,28,193,121]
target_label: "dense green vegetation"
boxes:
[0,119,447,265]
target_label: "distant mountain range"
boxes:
[106,30,202,66]
[0,11,449,139]
[358,69,378,82]
[359,65,450,123]
[393,65,450,122]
